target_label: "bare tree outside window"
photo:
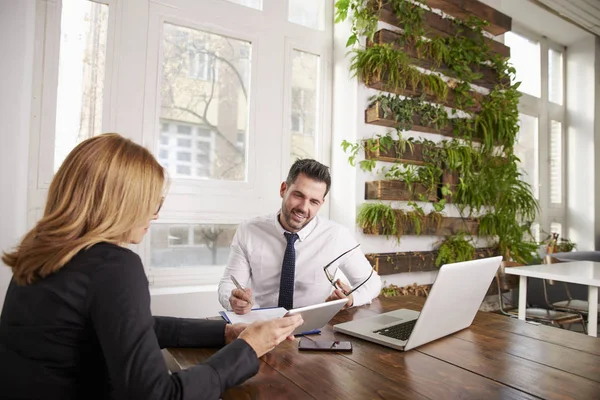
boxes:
[159,23,251,181]
[54,0,108,171]
[290,50,319,162]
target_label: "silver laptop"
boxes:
[333,256,502,351]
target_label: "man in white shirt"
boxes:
[218,159,381,314]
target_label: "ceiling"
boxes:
[534,0,600,38]
[478,0,593,46]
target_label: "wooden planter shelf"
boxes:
[422,0,511,36]
[375,0,510,58]
[367,247,499,275]
[365,180,437,202]
[365,70,483,113]
[364,137,428,165]
[362,215,479,237]
[365,102,456,139]
[369,29,509,89]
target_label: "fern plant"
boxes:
[435,233,476,267]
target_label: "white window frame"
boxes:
[27,0,333,288]
[28,0,119,225]
[141,0,332,287]
[512,24,567,238]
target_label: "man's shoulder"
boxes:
[236,214,279,239]
[240,213,277,229]
[314,216,348,233]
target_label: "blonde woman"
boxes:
[0,133,302,400]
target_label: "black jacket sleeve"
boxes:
[87,250,259,400]
[153,316,228,349]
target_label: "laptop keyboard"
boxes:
[373,319,417,341]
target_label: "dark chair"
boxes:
[542,256,599,321]
[496,261,587,333]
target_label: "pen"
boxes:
[230,275,254,306]
[295,329,321,336]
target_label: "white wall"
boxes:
[566,36,600,251]
[150,286,223,318]
[596,37,600,250]
[0,0,36,310]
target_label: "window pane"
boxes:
[514,114,539,199]
[288,0,324,30]
[224,0,262,10]
[290,50,319,162]
[550,222,562,237]
[550,120,562,204]
[548,48,563,105]
[505,32,540,98]
[150,223,238,267]
[160,23,251,181]
[54,0,109,171]
[530,222,540,243]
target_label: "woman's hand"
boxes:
[238,315,303,358]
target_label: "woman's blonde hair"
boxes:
[2,133,165,285]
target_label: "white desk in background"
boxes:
[505,261,600,337]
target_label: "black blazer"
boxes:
[0,243,259,400]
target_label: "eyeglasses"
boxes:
[155,196,165,215]
[323,244,374,296]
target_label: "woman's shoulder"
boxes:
[71,242,143,273]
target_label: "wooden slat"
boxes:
[365,70,484,113]
[423,0,512,36]
[370,29,509,89]
[376,1,510,58]
[363,215,480,236]
[365,102,455,138]
[363,137,427,164]
[367,247,499,275]
[441,169,459,202]
[417,336,600,399]
[420,216,479,235]
[365,180,437,201]
[453,325,600,382]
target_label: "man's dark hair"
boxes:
[286,159,331,197]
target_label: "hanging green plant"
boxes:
[435,233,476,267]
[350,45,449,100]
[370,94,450,131]
[357,203,399,238]
[338,0,539,264]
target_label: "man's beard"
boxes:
[282,206,311,232]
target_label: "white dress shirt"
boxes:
[218,213,381,310]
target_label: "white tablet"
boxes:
[287,298,347,335]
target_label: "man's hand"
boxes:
[224,323,248,344]
[325,279,354,310]
[229,288,254,315]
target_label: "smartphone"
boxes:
[298,339,352,352]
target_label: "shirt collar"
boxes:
[273,212,318,242]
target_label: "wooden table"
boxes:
[505,261,600,337]
[168,296,600,399]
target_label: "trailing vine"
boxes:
[370,94,450,131]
